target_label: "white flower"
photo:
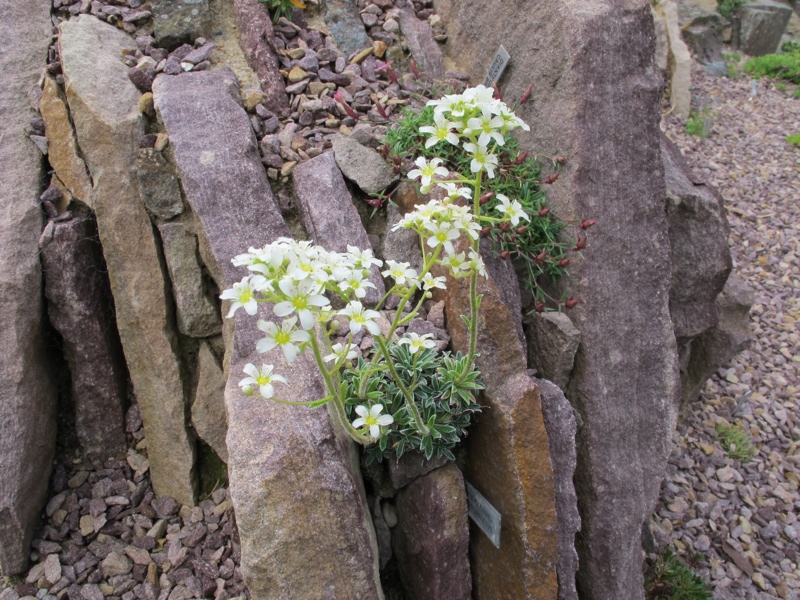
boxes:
[339,269,376,299]
[495,194,530,227]
[467,107,506,147]
[339,301,382,335]
[419,111,460,148]
[468,250,487,277]
[352,404,394,439]
[462,84,496,107]
[347,245,382,270]
[440,252,469,277]
[382,260,418,287]
[463,142,499,178]
[437,182,472,202]
[274,278,330,330]
[256,317,310,363]
[421,273,447,290]
[398,332,436,354]
[424,221,461,256]
[407,156,449,189]
[239,363,287,399]
[323,342,359,364]
[220,277,259,317]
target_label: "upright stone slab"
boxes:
[433,241,559,599]
[398,8,445,77]
[40,207,128,461]
[293,152,385,306]
[233,0,289,113]
[324,0,372,56]
[733,0,793,56]
[0,0,58,576]
[153,69,384,599]
[152,0,212,50]
[435,2,680,597]
[59,15,196,507]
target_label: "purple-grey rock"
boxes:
[182,43,215,65]
[157,220,222,338]
[525,311,581,390]
[151,0,211,51]
[136,148,185,220]
[292,152,385,305]
[387,452,448,490]
[233,0,289,113]
[331,134,397,194]
[323,0,372,56]
[0,0,59,575]
[435,1,679,596]
[59,15,197,507]
[152,68,383,599]
[397,8,444,77]
[191,342,228,462]
[663,134,731,342]
[393,464,471,600]
[40,206,128,460]
[535,378,580,600]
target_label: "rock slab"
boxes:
[292,151,385,306]
[60,15,196,507]
[332,134,398,195]
[398,8,445,77]
[733,0,793,56]
[40,207,128,461]
[324,0,372,56]
[393,464,471,600]
[525,311,581,390]
[435,1,681,597]
[153,68,384,599]
[192,342,228,462]
[152,0,212,50]
[0,0,58,575]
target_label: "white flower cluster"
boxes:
[420,84,530,182]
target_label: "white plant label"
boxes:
[466,481,501,548]
[483,45,511,88]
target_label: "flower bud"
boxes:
[516,226,527,235]
[479,191,494,205]
[513,152,528,166]
[425,291,433,298]
[520,84,533,105]
[534,250,547,264]
[534,301,545,313]
[409,59,420,79]
[499,250,511,260]
[242,386,254,396]
[499,222,511,233]
[559,258,571,268]
[544,173,560,184]
[580,219,597,230]
[538,207,550,218]
[556,155,566,164]
[492,82,502,101]
[480,226,492,237]
[575,237,587,251]
[565,297,579,309]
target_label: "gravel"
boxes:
[653,59,800,599]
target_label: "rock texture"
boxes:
[153,68,383,599]
[536,379,580,600]
[733,0,793,56]
[324,0,372,56]
[397,7,445,77]
[136,149,185,221]
[192,342,228,462]
[233,0,289,113]
[525,311,581,390]
[652,0,692,116]
[393,464,471,600]
[332,133,398,194]
[435,1,681,597]
[152,0,211,50]
[292,151,385,306]
[0,0,58,575]
[60,15,196,507]
[40,207,128,461]
[433,240,559,599]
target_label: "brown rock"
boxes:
[292,152,385,306]
[39,75,92,204]
[433,239,558,598]
[388,452,448,490]
[0,0,59,575]
[233,0,289,113]
[60,15,197,507]
[40,206,127,460]
[393,464,471,600]
[435,1,681,596]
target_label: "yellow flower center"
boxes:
[257,375,271,386]
[292,296,308,309]
[275,331,291,345]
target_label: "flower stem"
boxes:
[375,336,430,436]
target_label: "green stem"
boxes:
[375,336,430,436]
[270,396,331,407]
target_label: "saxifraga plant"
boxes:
[258,0,305,22]
[645,550,713,600]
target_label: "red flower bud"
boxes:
[393,155,402,165]
[375,101,388,119]
[492,82,502,101]
[380,143,389,159]
[499,250,511,260]
[534,301,545,313]
[520,84,533,105]
[409,59,420,79]
[393,164,401,175]
[565,297,579,309]
[480,226,492,237]
[575,237,587,251]
[559,258,571,268]
[534,250,547,265]
[513,152,528,166]
[544,173,560,185]
[556,155,566,164]
[580,219,597,230]
[538,207,550,218]
[515,226,527,235]
[479,191,494,205]
[499,222,511,233]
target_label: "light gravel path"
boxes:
[655,62,800,599]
